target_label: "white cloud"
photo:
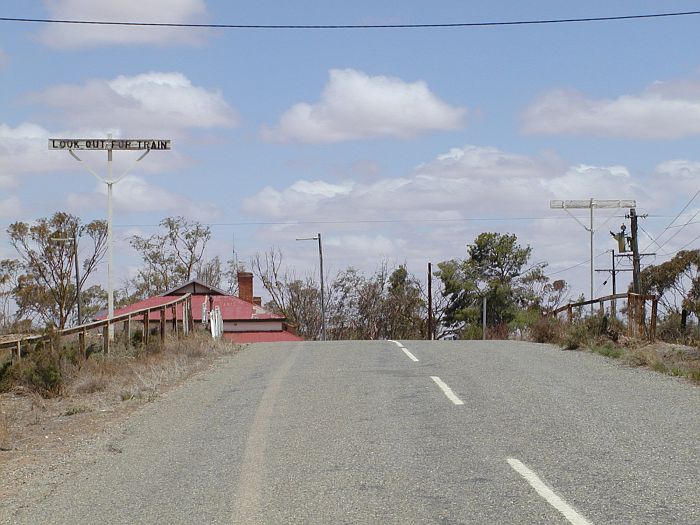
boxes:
[522,77,700,139]
[40,0,210,49]
[0,196,22,217]
[28,71,238,135]
[242,145,647,222]
[325,234,405,256]
[67,175,221,221]
[262,69,466,143]
[240,145,653,288]
[651,160,700,208]
[0,123,66,182]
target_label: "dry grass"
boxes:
[0,331,238,462]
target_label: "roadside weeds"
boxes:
[0,333,239,489]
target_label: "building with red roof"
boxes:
[106,273,302,344]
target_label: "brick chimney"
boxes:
[237,271,254,304]
[253,297,262,306]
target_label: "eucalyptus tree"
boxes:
[127,216,211,299]
[7,212,107,328]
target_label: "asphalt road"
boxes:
[4,340,699,524]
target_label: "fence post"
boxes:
[627,293,633,337]
[171,305,177,335]
[143,311,150,345]
[102,324,110,354]
[160,308,166,346]
[13,340,21,362]
[188,297,195,333]
[650,297,658,341]
[79,330,86,358]
[127,315,132,343]
[182,298,189,336]
[567,304,573,323]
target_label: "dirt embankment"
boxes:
[0,335,238,499]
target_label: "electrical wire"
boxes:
[642,188,700,252]
[654,207,700,252]
[545,249,610,278]
[113,215,572,228]
[639,224,670,257]
[667,232,700,256]
[1,10,700,29]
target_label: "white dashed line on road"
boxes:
[389,340,419,362]
[507,458,593,525]
[430,376,464,405]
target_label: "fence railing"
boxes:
[0,293,195,363]
[548,292,658,341]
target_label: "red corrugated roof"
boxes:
[101,294,284,322]
[224,331,304,343]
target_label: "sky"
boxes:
[1,1,700,303]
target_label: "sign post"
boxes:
[50,136,170,341]
[550,198,635,314]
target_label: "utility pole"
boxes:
[427,262,433,340]
[296,233,326,341]
[630,208,641,294]
[550,198,635,314]
[51,232,82,326]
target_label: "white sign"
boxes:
[48,138,171,151]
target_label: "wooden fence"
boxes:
[548,292,658,341]
[0,293,195,363]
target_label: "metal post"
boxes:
[318,233,326,342]
[296,234,326,341]
[73,232,82,325]
[107,138,114,340]
[589,199,594,314]
[611,250,617,318]
[427,262,433,340]
[482,295,487,340]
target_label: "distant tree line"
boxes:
[2,210,698,342]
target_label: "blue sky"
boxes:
[1,0,700,302]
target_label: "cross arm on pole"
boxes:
[113,149,151,184]
[68,149,105,183]
[563,208,591,231]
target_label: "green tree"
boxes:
[437,232,539,338]
[127,216,211,300]
[385,265,425,339]
[639,249,700,330]
[7,212,107,329]
[0,259,21,333]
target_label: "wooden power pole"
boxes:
[630,208,641,294]
[427,262,433,340]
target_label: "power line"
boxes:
[655,207,700,252]
[546,249,611,278]
[1,10,700,30]
[113,215,571,228]
[671,233,700,254]
[642,188,700,252]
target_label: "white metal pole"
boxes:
[318,233,326,341]
[107,141,114,341]
[590,199,594,314]
[482,295,486,340]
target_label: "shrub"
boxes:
[529,316,562,343]
[24,346,63,396]
[591,342,623,359]
[561,322,590,350]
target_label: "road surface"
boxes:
[3,340,699,524]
